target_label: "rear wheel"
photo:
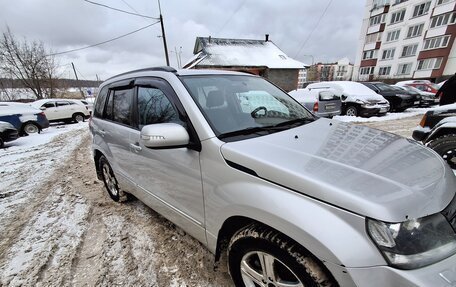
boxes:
[22,122,40,135]
[428,134,456,169]
[228,224,337,287]
[345,105,358,117]
[99,156,129,202]
[73,113,85,123]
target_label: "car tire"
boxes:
[22,122,40,135]
[228,224,337,287]
[73,113,85,123]
[428,134,456,169]
[345,105,358,117]
[0,138,4,148]
[99,155,129,202]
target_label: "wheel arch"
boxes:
[93,149,104,180]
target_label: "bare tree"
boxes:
[0,27,59,99]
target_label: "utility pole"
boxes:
[158,0,170,66]
[71,62,85,99]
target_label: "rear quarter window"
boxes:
[93,86,108,118]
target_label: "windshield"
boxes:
[180,75,314,140]
[375,83,396,92]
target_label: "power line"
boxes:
[83,0,159,19]
[48,21,160,57]
[119,0,139,14]
[217,0,246,34]
[295,0,333,59]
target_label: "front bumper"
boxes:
[359,104,389,117]
[346,253,456,287]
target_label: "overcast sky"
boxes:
[0,0,366,81]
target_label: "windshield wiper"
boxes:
[218,126,275,139]
[218,118,314,140]
[272,117,314,128]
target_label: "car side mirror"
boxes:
[140,123,189,148]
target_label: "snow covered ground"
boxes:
[334,107,430,123]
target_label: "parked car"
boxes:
[361,82,420,112]
[0,103,49,135]
[394,84,439,107]
[90,67,456,287]
[77,99,93,115]
[413,103,456,168]
[306,81,389,117]
[30,99,90,123]
[0,121,19,147]
[288,88,341,118]
[396,80,440,94]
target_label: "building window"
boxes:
[381,48,396,60]
[379,66,391,75]
[417,58,443,70]
[369,14,386,27]
[401,44,418,57]
[386,29,401,42]
[412,2,431,18]
[430,12,456,28]
[437,0,451,5]
[390,9,406,24]
[363,50,378,60]
[406,23,424,38]
[373,0,390,8]
[365,32,383,44]
[423,35,451,50]
[397,63,413,75]
[360,66,375,75]
[394,0,408,4]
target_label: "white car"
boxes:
[288,88,342,118]
[31,99,90,123]
[306,81,390,117]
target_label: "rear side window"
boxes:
[112,89,133,126]
[56,101,70,107]
[94,86,108,118]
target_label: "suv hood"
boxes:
[220,119,456,222]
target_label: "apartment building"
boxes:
[353,0,456,82]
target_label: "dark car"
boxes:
[0,103,50,135]
[394,84,439,107]
[412,104,456,168]
[0,121,19,148]
[362,82,420,112]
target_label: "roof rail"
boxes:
[105,66,177,81]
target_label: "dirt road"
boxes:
[0,116,422,286]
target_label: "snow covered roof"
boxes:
[184,37,308,69]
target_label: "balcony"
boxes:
[433,1,456,16]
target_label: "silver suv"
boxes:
[90,67,456,287]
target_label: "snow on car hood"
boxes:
[220,119,456,222]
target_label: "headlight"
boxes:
[367,214,456,269]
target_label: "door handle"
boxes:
[130,143,142,152]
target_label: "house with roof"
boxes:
[183,35,308,92]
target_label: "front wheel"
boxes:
[228,224,337,287]
[345,105,358,117]
[428,134,456,169]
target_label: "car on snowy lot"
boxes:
[288,88,341,118]
[394,84,439,107]
[306,81,389,117]
[361,82,420,112]
[0,103,49,135]
[396,80,440,95]
[413,103,456,169]
[0,121,18,147]
[90,67,456,287]
[30,99,90,123]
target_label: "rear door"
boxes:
[41,101,58,120]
